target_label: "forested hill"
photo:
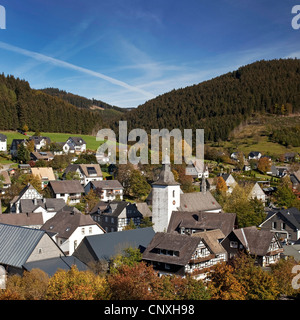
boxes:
[0,74,103,134]
[40,87,123,112]
[119,58,300,142]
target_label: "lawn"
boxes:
[0,131,103,151]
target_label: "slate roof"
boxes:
[49,180,84,194]
[0,133,7,142]
[23,256,88,276]
[19,198,66,213]
[0,212,43,226]
[178,191,222,212]
[167,211,236,237]
[263,207,300,230]
[0,224,47,268]
[152,160,180,186]
[74,227,155,261]
[89,180,123,190]
[233,226,278,256]
[142,232,201,266]
[41,208,101,239]
[68,137,86,146]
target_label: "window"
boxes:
[230,241,238,248]
[173,190,175,198]
[81,227,85,235]
[272,222,277,229]
[89,227,92,234]
[165,264,170,270]
[281,223,286,230]
[105,216,108,222]
[111,217,115,223]
[74,240,78,250]
[38,248,42,254]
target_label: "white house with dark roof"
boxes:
[0,134,7,152]
[41,207,105,255]
[62,137,86,154]
[84,180,123,201]
[47,180,85,204]
[10,183,43,213]
[142,230,227,279]
[28,136,51,151]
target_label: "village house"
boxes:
[62,137,86,154]
[84,180,123,201]
[10,183,43,213]
[41,207,105,256]
[0,223,64,275]
[249,182,266,204]
[167,210,236,238]
[28,136,51,151]
[31,167,56,189]
[15,198,66,223]
[91,200,144,232]
[259,207,300,244]
[290,169,300,190]
[248,151,262,160]
[63,163,103,186]
[0,133,7,152]
[142,230,227,279]
[222,226,283,267]
[0,212,44,229]
[73,227,155,267]
[10,139,27,158]
[30,151,54,162]
[217,173,237,193]
[47,180,85,204]
[185,160,209,179]
[0,170,11,194]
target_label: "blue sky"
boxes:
[0,0,299,108]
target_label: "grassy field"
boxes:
[210,114,300,157]
[0,131,103,151]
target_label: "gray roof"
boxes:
[0,224,46,268]
[41,208,102,239]
[75,227,155,261]
[263,207,300,230]
[178,191,222,212]
[152,161,180,186]
[0,133,7,142]
[283,245,300,262]
[142,232,201,266]
[19,198,66,213]
[68,137,86,146]
[49,180,84,194]
[0,212,43,226]
[89,180,123,190]
[23,256,88,276]
[233,227,280,256]
[167,211,236,237]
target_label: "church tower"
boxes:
[151,155,181,232]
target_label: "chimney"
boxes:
[34,198,37,206]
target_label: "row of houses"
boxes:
[10,136,86,157]
[0,155,299,282]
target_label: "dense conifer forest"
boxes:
[118,59,300,142]
[0,74,103,134]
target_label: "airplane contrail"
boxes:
[0,41,154,99]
